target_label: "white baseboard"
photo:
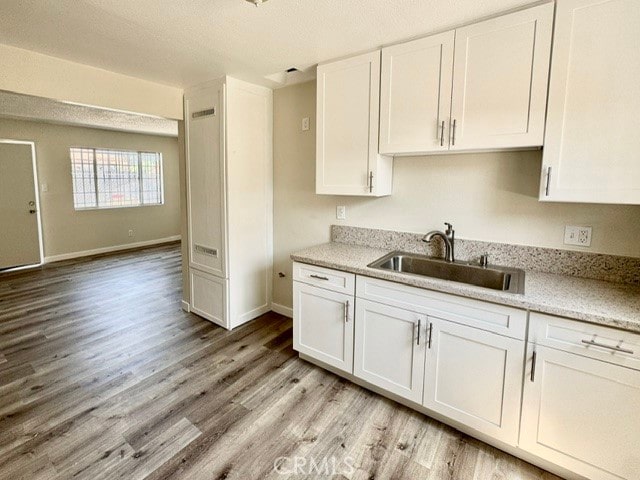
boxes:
[44,235,181,264]
[271,302,293,318]
[181,300,190,313]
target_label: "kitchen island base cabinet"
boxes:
[423,318,524,445]
[293,281,354,374]
[520,345,640,480]
[354,300,426,403]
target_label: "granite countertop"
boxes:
[291,242,640,334]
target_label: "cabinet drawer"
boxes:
[529,312,640,371]
[356,276,527,340]
[293,262,355,295]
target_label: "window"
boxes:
[70,147,163,210]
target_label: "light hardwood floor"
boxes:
[0,243,560,479]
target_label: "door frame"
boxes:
[0,139,44,269]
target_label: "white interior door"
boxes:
[0,141,42,269]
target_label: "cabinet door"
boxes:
[293,282,354,374]
[184,84,227,277]
[423,317,524,445]
[520,345,640,480]
[354,300,425,403]
[316,51,391,196]
[379,31,454,155]
[449,3,553,150]
[540,0,640,204]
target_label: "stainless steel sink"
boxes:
[368,251,525,294]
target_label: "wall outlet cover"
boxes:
[302,117,310,131]
[336,205,346,220]
[564,225,592,247]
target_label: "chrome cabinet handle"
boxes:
[344,300,350,323]
[440,120,445,146]
[545,166,552,197]
[451,119,457,146]
[581,339,634,355]
[427,322,433,349]
[531,351,537,382]
[309,274,329,281]
[368,171,373,193]
[417,319,421,345]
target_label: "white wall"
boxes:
[272,81,640,308]
[0,44,183,120]
[0,117,181,259]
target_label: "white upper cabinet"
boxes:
[378,3,553,155]
[450,3,553,151]
[316,51,393,196]
[379,32,455,155]
[540,0,640,204]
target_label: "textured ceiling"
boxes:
[0,0,538,89]
[0,90,178,137]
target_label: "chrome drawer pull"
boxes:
[309,274,329,281]
[581,339,634,355]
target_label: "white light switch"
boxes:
[302,117,310,131]
[336,205,346,220]
[564,225,592,247]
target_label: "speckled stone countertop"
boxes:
[291,242,640,334]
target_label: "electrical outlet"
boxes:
[564,225,592,247]
[336,205,346,220]
[41,183,49,193]
[302,117,310,131]
[128,229,134,237]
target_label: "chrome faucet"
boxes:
[423,222,455,262]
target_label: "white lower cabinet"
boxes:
[354,299,426,403]
[423,317,524,445]
[293,280,354,374]
[292,263,640,479]
[520,346,640,480]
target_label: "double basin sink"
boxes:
[368,251,525,294]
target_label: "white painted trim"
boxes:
[181,300,191,313]
[230,303,272,329]
[271,302,293,318]
[0,139,44,268]
[44,235,181,263]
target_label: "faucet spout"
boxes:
[422,222,455,262]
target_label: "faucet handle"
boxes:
[444,222,453,233]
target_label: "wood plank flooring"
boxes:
[0,243,561,479]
